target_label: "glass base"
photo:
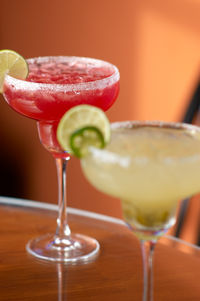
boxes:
[26,233,100,263]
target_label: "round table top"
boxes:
[0,196,199,301]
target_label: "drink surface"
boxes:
[81,123,200,230]
[27,58,113,84]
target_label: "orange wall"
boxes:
[1,0,200,218]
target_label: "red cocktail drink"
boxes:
[4,56,119,156]
[2,55,120,263]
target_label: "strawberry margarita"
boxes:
[2,55,120,262]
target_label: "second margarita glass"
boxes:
[81,120,200,300]
[3,55,120,263]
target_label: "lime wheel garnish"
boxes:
[57,105,110,157]
[0,49,28,93]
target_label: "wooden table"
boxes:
[0,196,199,301]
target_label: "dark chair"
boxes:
[174,79,200,245]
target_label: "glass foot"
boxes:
[26,233,100,263]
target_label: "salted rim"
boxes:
[4,56,120,93]
[87,120,200,165]
[111,120,200,131]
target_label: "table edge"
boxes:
[0,196,199,251]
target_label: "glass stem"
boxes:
[57,263,67,301]
[55,157,71,239]
[141,240,156,301]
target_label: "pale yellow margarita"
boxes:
[81,121,200,237]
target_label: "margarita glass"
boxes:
[2,56,120,263]
[81,120,200,300]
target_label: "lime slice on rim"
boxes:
[0,49,28,93]
[57,105,110,157]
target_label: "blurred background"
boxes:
[1,0,200,244]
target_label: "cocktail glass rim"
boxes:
[87,120,200,160]
[4,55,120,92]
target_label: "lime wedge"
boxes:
[57,105,110,157]
[0,49,28,93]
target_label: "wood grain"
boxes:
[0,202,199,300]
